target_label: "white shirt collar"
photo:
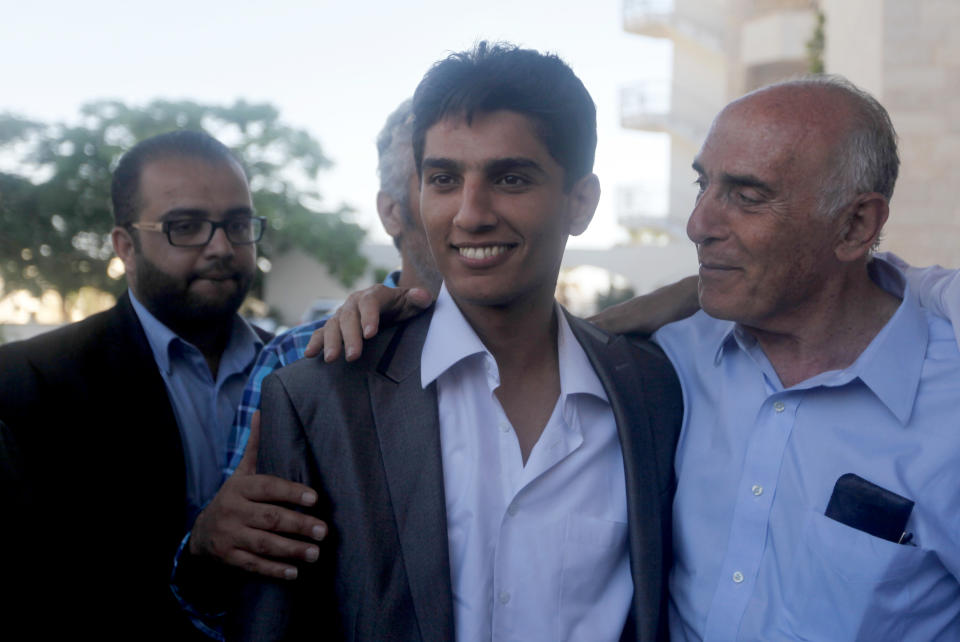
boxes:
[421,283,608,404]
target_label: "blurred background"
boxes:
[2,0,958,342]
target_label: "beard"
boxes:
[132,251,253,337]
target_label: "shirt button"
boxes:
[507,504,519,517]
[499,590,511,604]
[773,401,785,413]
[499,422,510,434]
[732,571,744,584]
[751,484,763,496]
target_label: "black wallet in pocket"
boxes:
[825,473,914,544]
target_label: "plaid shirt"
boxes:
[222,270,400,480]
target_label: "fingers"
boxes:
[303,322,327,359]
[305,285,436,362]
[205,524,324,581]
[241,501,327,541]
[189,472,329,579]
[221,547,302,581]
[238,473,318,508]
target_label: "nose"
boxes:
[203,225,236,259]
[686,186,726,246]
[453,179,497,232]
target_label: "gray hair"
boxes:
[376,99,416,209]
[756,74,900,218]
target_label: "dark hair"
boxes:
[412,41,597,190]
[110,129,242,227]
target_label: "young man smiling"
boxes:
[233,43,682,641]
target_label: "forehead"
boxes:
[138,155,251,216]
[697,89,842,182]
[422,110,554,166]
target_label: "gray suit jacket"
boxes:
[232,309,681,641]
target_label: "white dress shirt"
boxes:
[421,285,632,642]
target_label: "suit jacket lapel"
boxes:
[368,311,455,642]
[567,313,664,642]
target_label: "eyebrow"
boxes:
[691,161,773,192]
[421,156,546,177]
[421,157,462,173]
[485,157,545,178]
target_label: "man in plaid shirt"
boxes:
[172,100,442,628]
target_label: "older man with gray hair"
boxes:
[656,75,960,641]
[319,74,960,641]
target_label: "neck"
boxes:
[454,290,561,464]
[745,265,900,388]
[138,295,232,377]
[180,325,231,378]
[456,291,559,375]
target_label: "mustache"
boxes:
[190,260,245,282]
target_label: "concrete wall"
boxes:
[823,0,960,268]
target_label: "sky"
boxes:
[2,0,672,248]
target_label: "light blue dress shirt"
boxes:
[130,291,263,524]
[656,258,960,641]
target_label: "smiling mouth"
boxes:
[698,258,739,271]
[457,245,513,260]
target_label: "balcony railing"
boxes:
[620,79,714,145]
[623,0,724,52]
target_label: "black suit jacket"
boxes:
[0,292,268,639]
[234,309,682,641]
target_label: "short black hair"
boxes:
[111,129,242,227]
[412,41,597,190]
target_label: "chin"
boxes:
[699,293,742,322]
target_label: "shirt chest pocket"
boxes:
[778,510,934,641]
[559,516,631,641]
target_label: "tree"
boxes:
[594,284,636,313]
[0,99,367,303]
[806,10,826,74]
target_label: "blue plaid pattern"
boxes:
[222,271,399,479]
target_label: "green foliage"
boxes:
[806,10,826,75]
[0,99,366,299]
[594,284,636,313]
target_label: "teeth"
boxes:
[459,245,509,260]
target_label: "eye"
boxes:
[168,219,204,235]
[226,217,252,234]
[495,174,531,190]
[427,172,457,189]
[692,176,707,198]
[734,189,762,205]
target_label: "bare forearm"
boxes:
[590,276,700,335]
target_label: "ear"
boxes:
[834,193,889,262]
[376,190,405,239]
[111,226,138,281]
[566,173,601,236]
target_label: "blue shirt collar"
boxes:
[709,256,927,424]
[128,289,263,377]
[383,270,401,288]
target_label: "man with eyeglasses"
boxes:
[0,129,270,638]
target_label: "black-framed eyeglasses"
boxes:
[128,216,266,247]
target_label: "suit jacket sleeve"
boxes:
[227,370,340,641]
